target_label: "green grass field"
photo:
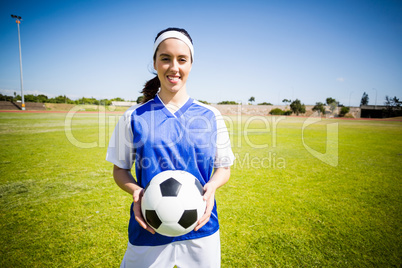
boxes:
[1,111,401,267]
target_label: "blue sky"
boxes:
[1,0,401,106]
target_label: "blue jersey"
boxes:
[106,95,234,246]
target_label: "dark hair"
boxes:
[141,27,193,103]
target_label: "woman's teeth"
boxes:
[168,76,180,82]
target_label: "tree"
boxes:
[282,99,291,108]
[197,100,210,104]
[23,94,36,102]
[329,102,337,113]
[269,108,292,116]
[312,102,325,116]
[111,97,125,102]
[100,99,112,105]
[360,92,369,106]
[339,106,350,117]
[37,94,48,103]
[49,95,73,104]
[248,96,255,104]
[290,99,306,115]
[0,94,13,101]
[384,96,401,107]
[326,97,338,113]
[218,101,239,105]
[269,108,284,115]
[326,97,336,105]
[384,96,402,117]
[136,96,144,103]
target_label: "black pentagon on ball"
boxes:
[145,210,162,229]
[160,177,182,197]
[178,209,198,229]
[194,178,204,196]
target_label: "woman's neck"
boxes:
[158,88,189,108]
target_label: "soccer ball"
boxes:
[141,170,206,237]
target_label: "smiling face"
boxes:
[154,38,192,97]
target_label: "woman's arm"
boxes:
[113,165,155,234]
[194,166,231,231]
[113,165,139,195]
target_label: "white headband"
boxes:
[153,31,194,61]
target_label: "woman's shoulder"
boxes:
[121,103,140,116]
[122,98,156,116]
[192,100,222,117]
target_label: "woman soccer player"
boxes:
[106,27,235,267]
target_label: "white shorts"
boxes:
[120,231,221,268]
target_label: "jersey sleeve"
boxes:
[106,107,136,169]
[214,111,235,168]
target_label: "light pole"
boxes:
[11,14,25,110]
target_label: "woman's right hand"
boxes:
[133,188,155,234]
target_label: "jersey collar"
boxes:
[155,94,194,118]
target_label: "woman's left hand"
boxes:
[194,182,217,231]
[194,167,230,231]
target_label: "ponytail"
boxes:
[141,76,160,103]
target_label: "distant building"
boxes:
[360,105,401,118]
[111,101,137,107]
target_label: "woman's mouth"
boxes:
[167,76,180,83]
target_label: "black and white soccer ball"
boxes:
[141,170,206,237]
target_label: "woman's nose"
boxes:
[170,60,179,71]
